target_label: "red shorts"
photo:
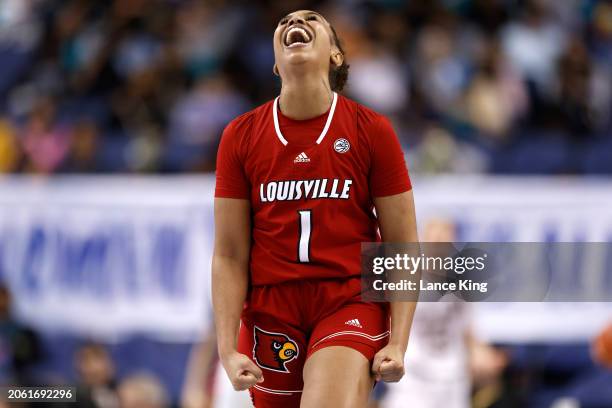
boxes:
[238,277,389,408]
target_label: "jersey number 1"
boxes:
[297,210,312,263]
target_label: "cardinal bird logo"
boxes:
[253,326,299,373]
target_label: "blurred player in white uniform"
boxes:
[182,335,252,408]
[382,299,471,408]
[212,362,252,408]
[382,219,507,408]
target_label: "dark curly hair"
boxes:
[329,24,349,92]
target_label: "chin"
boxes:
[285,48,320,64]
[285,54,312,65]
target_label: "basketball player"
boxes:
[382,219,508,408]
[213,10,418,407]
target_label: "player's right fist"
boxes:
[221,351,264,390]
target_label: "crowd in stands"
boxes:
[0,0,610,175]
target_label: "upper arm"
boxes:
[214,115,253,262]
[374,191,418,242]
[214,198,251,263]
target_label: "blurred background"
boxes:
[0,0,611,407]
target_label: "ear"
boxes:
[273,64,280,76]
[330,49,344,68]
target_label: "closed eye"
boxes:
[279,18,288,25]
[306,15,318,21]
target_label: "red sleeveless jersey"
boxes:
[215,93,411,286]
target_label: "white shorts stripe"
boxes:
[311,330,390,349]
[253,385,303,395]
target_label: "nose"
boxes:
[288,15,305,26]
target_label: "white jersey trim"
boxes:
[272,92,338,146]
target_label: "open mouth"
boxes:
[284,26,312,48]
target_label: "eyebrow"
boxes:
[279,11,325,24]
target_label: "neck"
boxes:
[278,73,333,120]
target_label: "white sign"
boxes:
[0,175,611,342]
[0,176,215,342]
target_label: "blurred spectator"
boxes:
[501,0,567,96]
[167,74,249,171]
[342,12,408,115]
[589,2,612,67]
[118,372,169,408]
[21,97,71,174]
[61,119,101,172]
[464,40,528,139]
[74,342,119,408]
[0,118,21,172]
[410,125,489,173]
[0,0,41,98]
[412,22,468,118]
[0,285,41,385]
[174,1,242,79]
[555,35,610,136]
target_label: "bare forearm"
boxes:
[374,191,419,353]
[388,301,416,352]
[212,255,248,357]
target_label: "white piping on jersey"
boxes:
[272,92,338,146]
[253,385,303,395]
[310,330,390,349]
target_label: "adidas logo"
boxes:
[294,152,310,163]
[345,318,362,328]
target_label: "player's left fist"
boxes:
[372,344,405,382]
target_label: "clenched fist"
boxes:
[372,344,406,383]
[221,351,264,390]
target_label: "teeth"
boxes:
[285,27,310,46]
